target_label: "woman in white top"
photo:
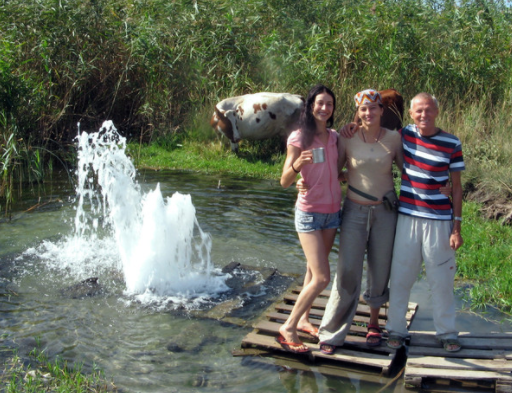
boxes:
[318,89,403,354]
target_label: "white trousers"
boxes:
[385,214,458,339]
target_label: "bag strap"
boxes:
[348,185,379,201]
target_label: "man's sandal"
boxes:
[440,338,462,352]
[386,334,405,349]
[319,342,336,355]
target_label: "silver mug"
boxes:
[311,147,325,163]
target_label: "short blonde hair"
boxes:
[410,93,439,109]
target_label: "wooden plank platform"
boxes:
[404,331,512,392]
[237,285,512,392]
[239,285,417,376]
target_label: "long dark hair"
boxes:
[299,84,336,149]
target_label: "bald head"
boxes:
[410,93,438,109]
[409,92,439,136]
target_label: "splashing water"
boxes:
[27,121,229,306]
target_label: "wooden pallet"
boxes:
[238,285,512,391]
[239,285,418,375]
[404,331,512,392]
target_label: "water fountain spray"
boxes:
[31,121,228,306]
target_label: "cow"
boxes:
[353,88,404,130]
[210,92,305,152]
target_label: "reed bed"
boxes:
[1,0,510,140]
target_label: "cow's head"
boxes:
[210,106,242,151]
[211,106,237,142]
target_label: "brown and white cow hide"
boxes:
[210,92,305,151]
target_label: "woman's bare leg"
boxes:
[297,228,337,336]
[279,228,336,345]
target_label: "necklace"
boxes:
[361,127,383,144]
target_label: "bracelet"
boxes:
[291,163,300,173]
[454,216,462,222]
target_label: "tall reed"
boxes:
[2,0,510,143]
[1,0,511,215]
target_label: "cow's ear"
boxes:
[214,106,225,117]
[224,109,236,120]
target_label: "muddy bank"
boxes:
[466,188,512,225]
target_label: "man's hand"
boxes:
[450,232,463,250]
[338,170,347,183]
[338,123,359,138]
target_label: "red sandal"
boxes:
[366,323,383,347]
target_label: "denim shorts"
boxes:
[295,208,341,233]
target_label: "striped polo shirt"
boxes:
[398,124,465,220]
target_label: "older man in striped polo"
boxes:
[385,92,465,353]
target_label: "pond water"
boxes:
[0,133,510,392]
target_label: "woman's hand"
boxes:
[299,149,314,166]
[338,123,359,138]
[440,182,452,197]
[296,178,309,195]
[281,147,314,188]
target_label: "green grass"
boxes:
[457,202,512,313]
[128,139,286,180]
[1,342,116,393]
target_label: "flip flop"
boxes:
[366,323,382,347]
[275,335,310,354]
[298,326,319,337]
[319,342,336,355]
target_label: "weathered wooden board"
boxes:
[254,319,371,344]
[404,367,512,387]
[410,331,512,339]
[237,346,396,388]
[407,355,512,371]
[409,332,512,351]
[241,331,395,371]
[279,295,417,326]
[405,331,512,391]
[268,307,389,327]
[408,346,512,360]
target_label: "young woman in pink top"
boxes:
[278,84,342,353]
